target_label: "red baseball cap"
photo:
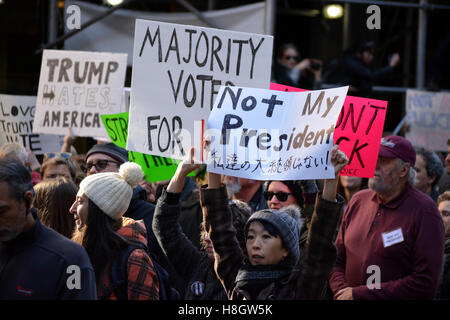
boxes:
[378,135,416,167]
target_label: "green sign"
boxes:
[101,112,193,182]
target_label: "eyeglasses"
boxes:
[264,191,293,202]
[43,152,72,162]
[284,55,298,61]
[85,160,120,172]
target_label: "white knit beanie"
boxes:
[79,162,144,220]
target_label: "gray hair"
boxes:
[415,147,444,188]
[396,158,417,186]
[0,143,27,166]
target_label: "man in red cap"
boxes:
[329,135,445,300]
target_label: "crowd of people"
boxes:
[0,38,449,300]
[0,130,449,300]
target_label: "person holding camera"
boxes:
[271,42,322,90]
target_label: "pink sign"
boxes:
[270,83,388,178]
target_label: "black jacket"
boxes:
[153,189,227,300]
[0,211,97,299]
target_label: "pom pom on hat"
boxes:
[119,162,144,189]
[79,162,144,220]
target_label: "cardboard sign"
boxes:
[127,19,274,161]
[270,83,388,178]
[101,112,193,182]
[33,49,127,138]
[406,89,450,152]
[0,94,63,154]
[206,85,348,180]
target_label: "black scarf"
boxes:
[235,264,292,299]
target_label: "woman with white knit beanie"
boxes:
[69,162,159,300]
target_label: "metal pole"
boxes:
[325,0,450,10]
[342,3,350,50]
[48,0,58,44]
[176,0,223,29]
[416,0,427,89]
[265,0,276,35]
[35,0,137,55]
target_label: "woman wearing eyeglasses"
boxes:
[202,145,348,300]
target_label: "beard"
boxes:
[368,170,399,195]
[225,179,242,199]
[71,224,87,245]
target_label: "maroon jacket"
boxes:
[329,185,445,300]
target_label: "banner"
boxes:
[33,50,127,138]
[270,83,388,178]
[206,86,348,180]
[127,19,274,161]
[406,89,450,152]
[101,112,192,182]
[0,94,63,155]
[64,1,267,66]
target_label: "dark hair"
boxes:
[265,180,305,208]
[0,158,33,204]
[355,40,375,54]
[244,219,288,254]
[32,177,77,238]
[277,43,299,59]
[83,198,129,284]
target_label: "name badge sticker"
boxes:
[382,228,404,248]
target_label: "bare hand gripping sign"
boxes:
[127,19,273,160]
[33,50,127,138]
[206,86,349,180]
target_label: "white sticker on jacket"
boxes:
[382,228,404,248]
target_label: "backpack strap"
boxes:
[99,244,143,300]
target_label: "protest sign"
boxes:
[270,83,388,178]
[406,89,450,152]
[101,112,192,182]
[33,50,127,138]
[0,94,63,154]
[206,85,348,180]
[127,19,274,161]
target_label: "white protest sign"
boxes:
[405,89,450,152]
[127,19,273,160]
[0,94,64,155]
[206,86,349,180]
[33,50,127,138]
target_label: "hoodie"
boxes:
[97,220,159,300]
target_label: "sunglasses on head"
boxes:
[85,159,119,172]
[43,152,71,162]
[264,191,293,202]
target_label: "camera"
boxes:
[310,61,321,71]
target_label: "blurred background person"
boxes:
[437,191,450,299]
[414,147,444,202]
[272,42,322,90]
[40,152,77,184]
[337,175,368,210]
[323,40,400,97]
[32,177,78,239]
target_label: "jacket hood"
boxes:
[118,217,148,249]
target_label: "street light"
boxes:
[323,4,344,19]
[104,0,124,6]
